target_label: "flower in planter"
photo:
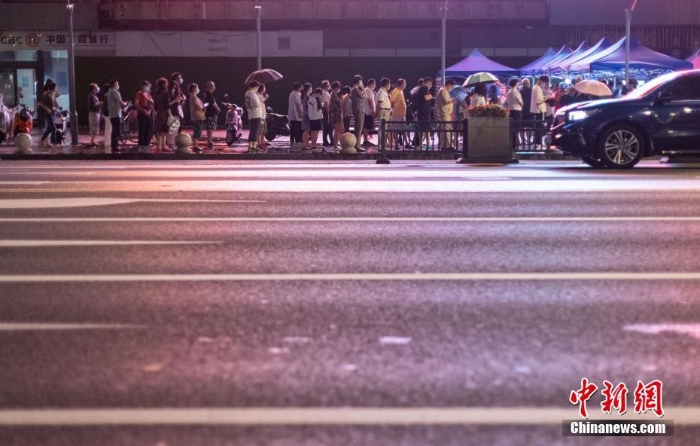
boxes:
[466,104,509,118]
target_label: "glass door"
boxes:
[0,69,14,108]
[16,68,37,112]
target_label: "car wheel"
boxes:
[265,133,277,141]
[581,156,606,168]
[598,125,644,169]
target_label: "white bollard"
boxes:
[14,133,33,154]
[174,133,192,155]
[340,132,357,154]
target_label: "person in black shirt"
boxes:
[416,77,434,149]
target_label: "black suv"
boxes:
[550,70,700,169]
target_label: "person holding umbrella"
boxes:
[245,80,262,153]
[471,83,488,107]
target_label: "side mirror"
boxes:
[657,91,673,103]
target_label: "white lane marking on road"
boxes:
[0,182,49,185]
[0,198,136,209]
[282,337,312,344]
[0,198,264,209]
[268,347,290,355]
[4,179,700,193]
[0,170,559,179]
[379,336,412,345]
[2,273,700,283]
[0,240,220,247]
[0,323,142,331]
[0,407,696,425]
[1,216,700,223]
[624,324,700,340]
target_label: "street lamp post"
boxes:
[255,5,262,71]
[440,0,449,84]
[625,0,638,85]
[67,1,78,145]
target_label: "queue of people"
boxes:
[4,70,638,155]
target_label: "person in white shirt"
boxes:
[245,80,262,152]
[375,78,392,150]
[307,87,324,151]
[287,83,303,147]
[505,78,523,119]
[471,83,488,107]
[530,75,549,150]
[363,78,376,146]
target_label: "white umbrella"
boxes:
[573,80,613,97]
[462,72,499,87]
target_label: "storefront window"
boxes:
[0,51,38,62]
[43,50,69,111]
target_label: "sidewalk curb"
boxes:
[0,149,575,162]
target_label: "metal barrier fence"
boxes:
[377,119,468,164]
[377,118,552,164]
[510,119,551,152]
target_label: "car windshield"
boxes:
[625,72,683,99]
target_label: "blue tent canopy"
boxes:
[570,37,692,73]
[536,45,575,73]
[542,41,590,73]
[552,38,613,74]
[520,46,566,76]
[445,48,519,76]
[687,49,700,69]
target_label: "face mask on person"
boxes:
[358,81,364,88]
[179,78,184,85]
[94,88,100,94]
[143,86,150,93]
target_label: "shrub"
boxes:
[466,104,509,118]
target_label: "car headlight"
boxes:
[568,110,599,121]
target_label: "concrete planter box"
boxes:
[462,117,518,164]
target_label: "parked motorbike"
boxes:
[222,94,243,146]
[54,107,69,145]
[12,104,34,136]
[265,107,290,141]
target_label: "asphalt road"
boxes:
[0,159,699,445]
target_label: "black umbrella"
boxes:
[245,69,283,84]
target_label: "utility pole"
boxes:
[67,0,78,145]
[440,0,449,84]
[625,0,638,84]
[255,5,262,71]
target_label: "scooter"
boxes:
[54,107,69,146]
[264,107,290,141]
[222,94,243,146]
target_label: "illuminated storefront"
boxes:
[0,31,114,112]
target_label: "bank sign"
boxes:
[0,31,115,51]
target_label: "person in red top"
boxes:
[134,80,154,151]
